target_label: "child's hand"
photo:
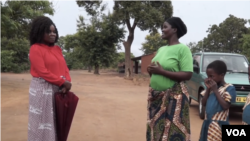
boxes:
[205,78,211,90]
[209,79,218,92]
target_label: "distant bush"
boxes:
[64,52,85,70]
[1,37,30,73]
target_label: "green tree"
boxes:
[1,0,54,39]
[201,15,248,53]
[57,34,90,71]
[140,33,167,55]
[60,34,85,70]
[186,41,203,54]
[240,33,250,61]
[1,37,30,73]
[63,34,81,52]
[64,51,84,70]
[0,1,15,37]
[1,50,17,72]
[1,1,54,73]
[76,1,104,16]
[117,52,135,63]
[56,36,66,51]
[240,20,250,61]
[77,1,173,77]
[74,14,125,74]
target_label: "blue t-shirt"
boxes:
[202,84,236,120]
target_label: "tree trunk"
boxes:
[123,19,137,78]
[88,65,92,72]
[123,32,135,78]
[94,64,99,75]
[88,67,91,72]
[124,42,131,78]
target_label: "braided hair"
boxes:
[29,16,58,46]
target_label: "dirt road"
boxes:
[1,70,243,141]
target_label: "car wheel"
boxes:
[199,94,205,119]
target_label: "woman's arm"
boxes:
[158,70,192,82]
[148,52,157,77]
[29,45,66,86]
[147,67,152,77]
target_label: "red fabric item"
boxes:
[29,43,71,86]
[55,91,79,141]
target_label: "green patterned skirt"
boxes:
[146,82,191,141]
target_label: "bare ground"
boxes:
[1,70,243,141]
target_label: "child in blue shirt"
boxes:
[199,60,236,141]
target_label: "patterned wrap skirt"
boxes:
[27,77,59,141]
[243,93,250,125]
[146,82,191,141]
[199,119,228,141]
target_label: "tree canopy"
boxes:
[202,15,248,53]
[61,14,124,74]
[140,33,168,55]
[77,1,173,77]
[1,1,54,72]
[186,14,250,62]
[1,0,54,39]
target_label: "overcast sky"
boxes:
[46,0,250,57]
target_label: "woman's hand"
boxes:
[147,62,156,76]
[147,67,152,77]
[62,80,72,93]
[148,62,164,75]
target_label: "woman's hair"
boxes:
[29,16,58,46]
[207,60,227,75]
[165,17,187,39]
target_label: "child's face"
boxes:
[206,68,224,84]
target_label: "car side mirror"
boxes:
[193,64,200,74]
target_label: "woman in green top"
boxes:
[146,17,193,141]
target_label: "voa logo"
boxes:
[226,129,246,136]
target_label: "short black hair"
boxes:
[165,17,187,39]
[29,16,58,46]
[207,60,227,75]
